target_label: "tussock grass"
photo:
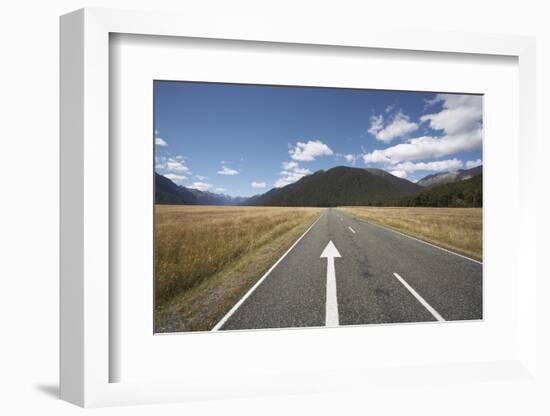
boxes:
[155,205,322,332]
[338,207,482,260]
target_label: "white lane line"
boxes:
[353,217,482,265]
[211,211,325,331]
[320,241,342,327]
[347,226,356,234]
[393,272,445,322]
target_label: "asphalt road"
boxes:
[216,208,482,331]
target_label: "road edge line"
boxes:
[393,272,445,322]
[211,210,325,331]
[342,212,482,265]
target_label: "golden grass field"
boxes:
[155,205,322,332]
[337,206,482,260]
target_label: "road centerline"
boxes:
[347,226,356,234]
[393,272,445,322]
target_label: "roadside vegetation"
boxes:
[338,206,482,260]
[155,205,322,332]
[378,174,482,208]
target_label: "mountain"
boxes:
[249,166,422,207]
[155,173,199,204]
[155,173,246,205]
[417,165,482,188]
[392,173,482,207]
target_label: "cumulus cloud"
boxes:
[344,154,358,165]
[155,137,168,146]
[164,173,186,183]
[368,115,384,136]
[368,111,418,143]
[389,170,408,178]
[274,162,312,188]
[281,161,299,170]
[363,94,482,167]
[466,159,482,169]
[195,175,207,180]
[165,158,190,173]
[363,131,482,165]
[155,156,166,170]
[392,158,464,173]
[420,94,482,136]
[217,166,239,175]
[190,182,212,191]
[251,181,266,189]
[289,140,333,162]
[156,156,190,173]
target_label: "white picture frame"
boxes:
[60,7,537,407]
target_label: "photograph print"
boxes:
[154,81,482,333]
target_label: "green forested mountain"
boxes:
[248,166,422,206]
[388,173,482,207]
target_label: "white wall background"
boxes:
[0,0,548,414]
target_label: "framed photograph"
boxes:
[152,81,483,334]
[60,8,537,407]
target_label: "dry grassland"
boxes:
[155,205,322,332]
[337,207,482,260]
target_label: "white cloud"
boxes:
[195,175,207,180]
[293,167,311,175]
[217,166,239,175]
[281,161,299,170]
[392,158,464,173]
[214,187,226,193]
[274,163,312,188]
[155,156,166,170]
[251,181,266,189]
[155,137,168,146]
[164,173,186,183]
[363,130,482,165]
[363,95,482,166]
[274,171,307,188]
[389,170,408,178]
[289,140,333,162]
[156,156,191,173]
[165,158,190,173]
[190,182,212,191]
[466,159,482,169]
[344,154,358,165]
[368,111,418,143]
[368,115,384,136]
[420,94,482,136]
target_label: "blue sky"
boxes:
[154,81,482,197]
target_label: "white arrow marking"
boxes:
[320,240,342,327]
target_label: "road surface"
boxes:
[214,208,482,331]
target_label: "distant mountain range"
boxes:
[416,165,482,188]
[155,165,483,208]
[155,173,248,206]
